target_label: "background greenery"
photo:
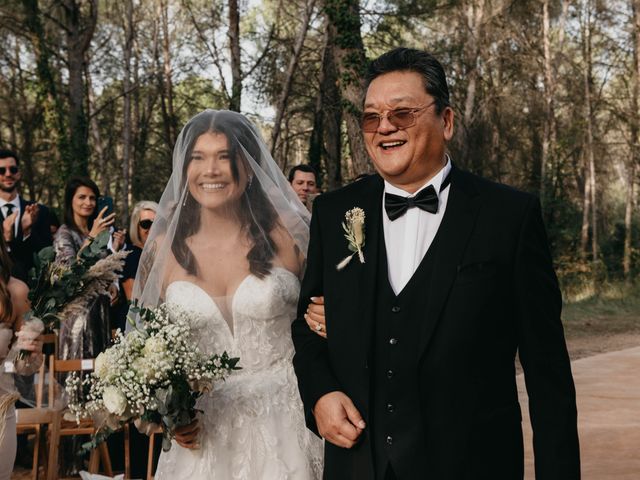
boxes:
[0,0,639,297]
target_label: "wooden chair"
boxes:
[15,407,61,480]
[48,356,114,479]
[145,424,163,480]
[15,332,58,480]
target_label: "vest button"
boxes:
[386,403,394,413]
[386,435,393,445]
[389,338,398,345]
[391,306,401,313]
[386,370,394,379]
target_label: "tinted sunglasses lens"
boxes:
[0,166,18,175]
[361,114,380,132]
[388,110,415,128]
[139,219,153,230]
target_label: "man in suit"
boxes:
[291,48,580,479]
[0,149,53,281]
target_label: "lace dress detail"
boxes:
[155,267,323,479]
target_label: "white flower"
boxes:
[94,352,112,380]
[143,336,166,356]
[132,356,155,380]
[103,386,127,416]
[337,207,366,270]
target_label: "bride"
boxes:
[132,110,322,479]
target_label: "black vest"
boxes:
[371,226,441,479]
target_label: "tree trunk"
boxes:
[322,29,342,190]
[228,0,242,111]
[121,0,134,220]
[581,0,598,271]
[62,0,98,177]
[624,0,640,279]
[270,0,317,155]
[580,150,590,258]
[22,0,69,187]
[323,0,369,176]
[157,0,177,150]
[85,65,107,194]
[460,0,485,171]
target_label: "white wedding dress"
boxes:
[155,267,323,479]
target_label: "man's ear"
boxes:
[442,106,454,141]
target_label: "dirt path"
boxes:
[519,346,640,479]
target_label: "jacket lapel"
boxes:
[418,167,481,357]
[354,175,384,363]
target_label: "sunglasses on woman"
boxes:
[139,219,153,230]
[0,166,19,176]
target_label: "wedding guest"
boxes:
[55,176,127,475]
[289,164,319,208]
[54,176,125,359]
[121,201,158,302]
[119,202,158,476]
[0,149,53,282]
[0,235,43,480]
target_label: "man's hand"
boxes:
[20,203,39,237]
[174,418,200,449]
[3,210,17,241]
[305,296,326,338]
[314,391,365,448]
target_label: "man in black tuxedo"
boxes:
[0,149,53,281]
[291,48,580,479]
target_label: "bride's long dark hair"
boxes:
[172,111,279,279]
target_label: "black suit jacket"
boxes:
[2,197,54,281]
[291,168,580,479]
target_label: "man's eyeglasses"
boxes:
[0,166,19,176]
[139,219,153,230]
[361,101,436,133]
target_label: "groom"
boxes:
[291,48,580,479]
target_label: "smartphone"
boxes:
[96,196,114,217]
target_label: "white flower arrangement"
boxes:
[65,303,240,452]
[337,207,366,271]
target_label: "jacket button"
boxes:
[391,306,401,313]
[386,370,394,379]
[389,338,398,345]
[386,403,394,413]
[386,435,393,445]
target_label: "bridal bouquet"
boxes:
[65,303,240,451]
[19,231,128,359]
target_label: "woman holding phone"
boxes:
[53,176,125,359]
[54,176,127,475]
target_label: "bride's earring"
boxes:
[183,192,189,207]
[247,175,253,189]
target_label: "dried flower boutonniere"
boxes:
[337,207,366,271]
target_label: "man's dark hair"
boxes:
[0,149,19,165]
[365,48,451,113]
[288,164,318,183]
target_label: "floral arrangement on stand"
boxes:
[65,303,240,452]
[18,231,128,359]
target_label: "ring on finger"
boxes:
[315,322,323,332]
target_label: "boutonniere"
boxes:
[337,207,366,271]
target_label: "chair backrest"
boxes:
[33,333,58,408]
[48,356,95,407]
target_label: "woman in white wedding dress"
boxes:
[132,110,322,479]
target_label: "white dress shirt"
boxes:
[0,196,21,237]
[383,157,452,295]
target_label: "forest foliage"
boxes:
[0,0,639,294]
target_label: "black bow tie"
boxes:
[384,171,452,221]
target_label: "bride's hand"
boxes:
[174,419,200,449]
[305,296,326,339]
